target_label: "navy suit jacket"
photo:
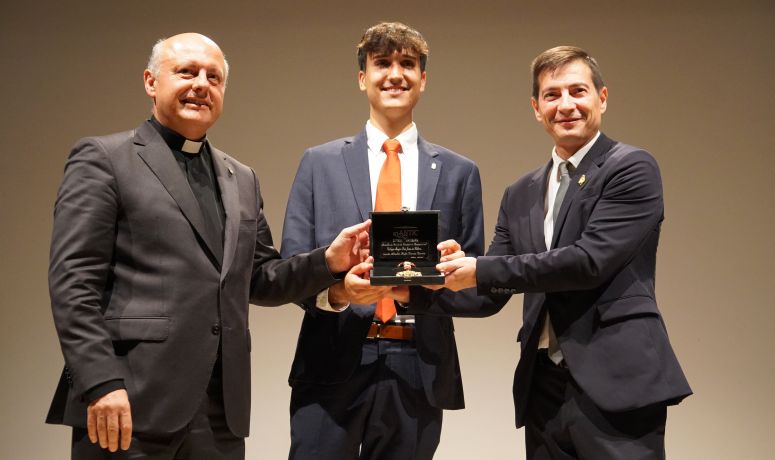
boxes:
[47,121,337,437]
[410,133,691,426]
[280,129,483,410]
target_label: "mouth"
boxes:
[555,117,581,127]
[181,98,210,109]
[381,86,408,94]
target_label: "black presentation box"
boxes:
[369,211,444,285]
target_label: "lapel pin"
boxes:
[431,162,437,170]
[227,167,234,176]
[578,174,586,186]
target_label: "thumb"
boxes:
[349,257,374,276]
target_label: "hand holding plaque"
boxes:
[369,211,444,285]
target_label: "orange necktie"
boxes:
[374,139,402,323]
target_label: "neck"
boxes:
[369,111,413,139]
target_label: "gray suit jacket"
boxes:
[47,120,337,437]
[280,130,483,410]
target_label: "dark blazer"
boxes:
[412,133,691,426]
[280,130,483,410]
[46,121,337,437]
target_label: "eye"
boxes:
[543,91,559,101]
[374,59,390,68]
[207,73,221,84]
[401,60,416,69]
[571,87,587,96]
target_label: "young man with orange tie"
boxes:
[280,22,484,460]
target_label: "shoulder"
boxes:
[600,137,660,176]
[72,129,135,158]
[305,135,356,157]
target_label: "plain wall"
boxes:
[1,0,773,458]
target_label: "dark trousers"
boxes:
[71,358,244,460]
[289,339,442,460]
[525,350,667,460]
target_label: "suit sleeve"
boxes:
[49,138,126,398]
[407,175,511,317]
[248,167,337,306]
[476,150,663,294]
[275,150,331,312]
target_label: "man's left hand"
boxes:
[325,219,372,274]
[436,256,478,291]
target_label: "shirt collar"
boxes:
[551,131,600,171]
[149,117,206,154]
[365,120,418,154]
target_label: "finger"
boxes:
[437,239,461,253]
[436,260,459,274]
[107,412,120,452]
[87,408,98,444]
[340,219,371,239]
[120,410,132,451]
[440,250,465,262]
[97,411,108,448]
[348,259,374,276]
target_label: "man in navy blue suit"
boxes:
[431,46,692,459]
[280,22,483,460]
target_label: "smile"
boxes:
[382,86,407,93]
[182,98,210,108]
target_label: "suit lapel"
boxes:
[134,122,221,268]
[529,162,550,253]
[342,130,372,221]
[415,137,441,211]
[550,133,612,248]
[211,147,239,279]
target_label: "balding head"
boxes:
[147,33,229,84]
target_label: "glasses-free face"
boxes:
[531,59,607,159]
[144,34,227,140]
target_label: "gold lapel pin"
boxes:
[578,174,586,186]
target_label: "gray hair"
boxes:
[146,36,230,83]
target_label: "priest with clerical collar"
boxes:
[46,32,368,460]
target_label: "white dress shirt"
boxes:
[539,131,600,363]
[316,121,421,312]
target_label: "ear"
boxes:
[531,97,542,122]
[599,86,608,114]
[419,71,427,92]
[358,70,366,92]
[143,69,156,99]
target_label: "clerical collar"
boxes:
[148,117,206,154]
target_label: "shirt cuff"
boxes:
[315,288,350,312]
[84,379,125,404]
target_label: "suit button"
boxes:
[211,323,221,335]
[490,288,497,294]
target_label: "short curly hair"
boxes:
[357,22,429,71]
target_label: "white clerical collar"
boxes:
[181,139,204,154]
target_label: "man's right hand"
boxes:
[87,389,132,452]
[329,257,392,305]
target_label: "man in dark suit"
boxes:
[47,32,369,459]
[431,46,692,458]
[280,22,483,459]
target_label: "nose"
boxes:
[387,62,403,82]
[191,69,209,93]
[558,91,574,112]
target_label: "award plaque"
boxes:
[369,210,444,285]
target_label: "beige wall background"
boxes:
[1,0,773,458]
